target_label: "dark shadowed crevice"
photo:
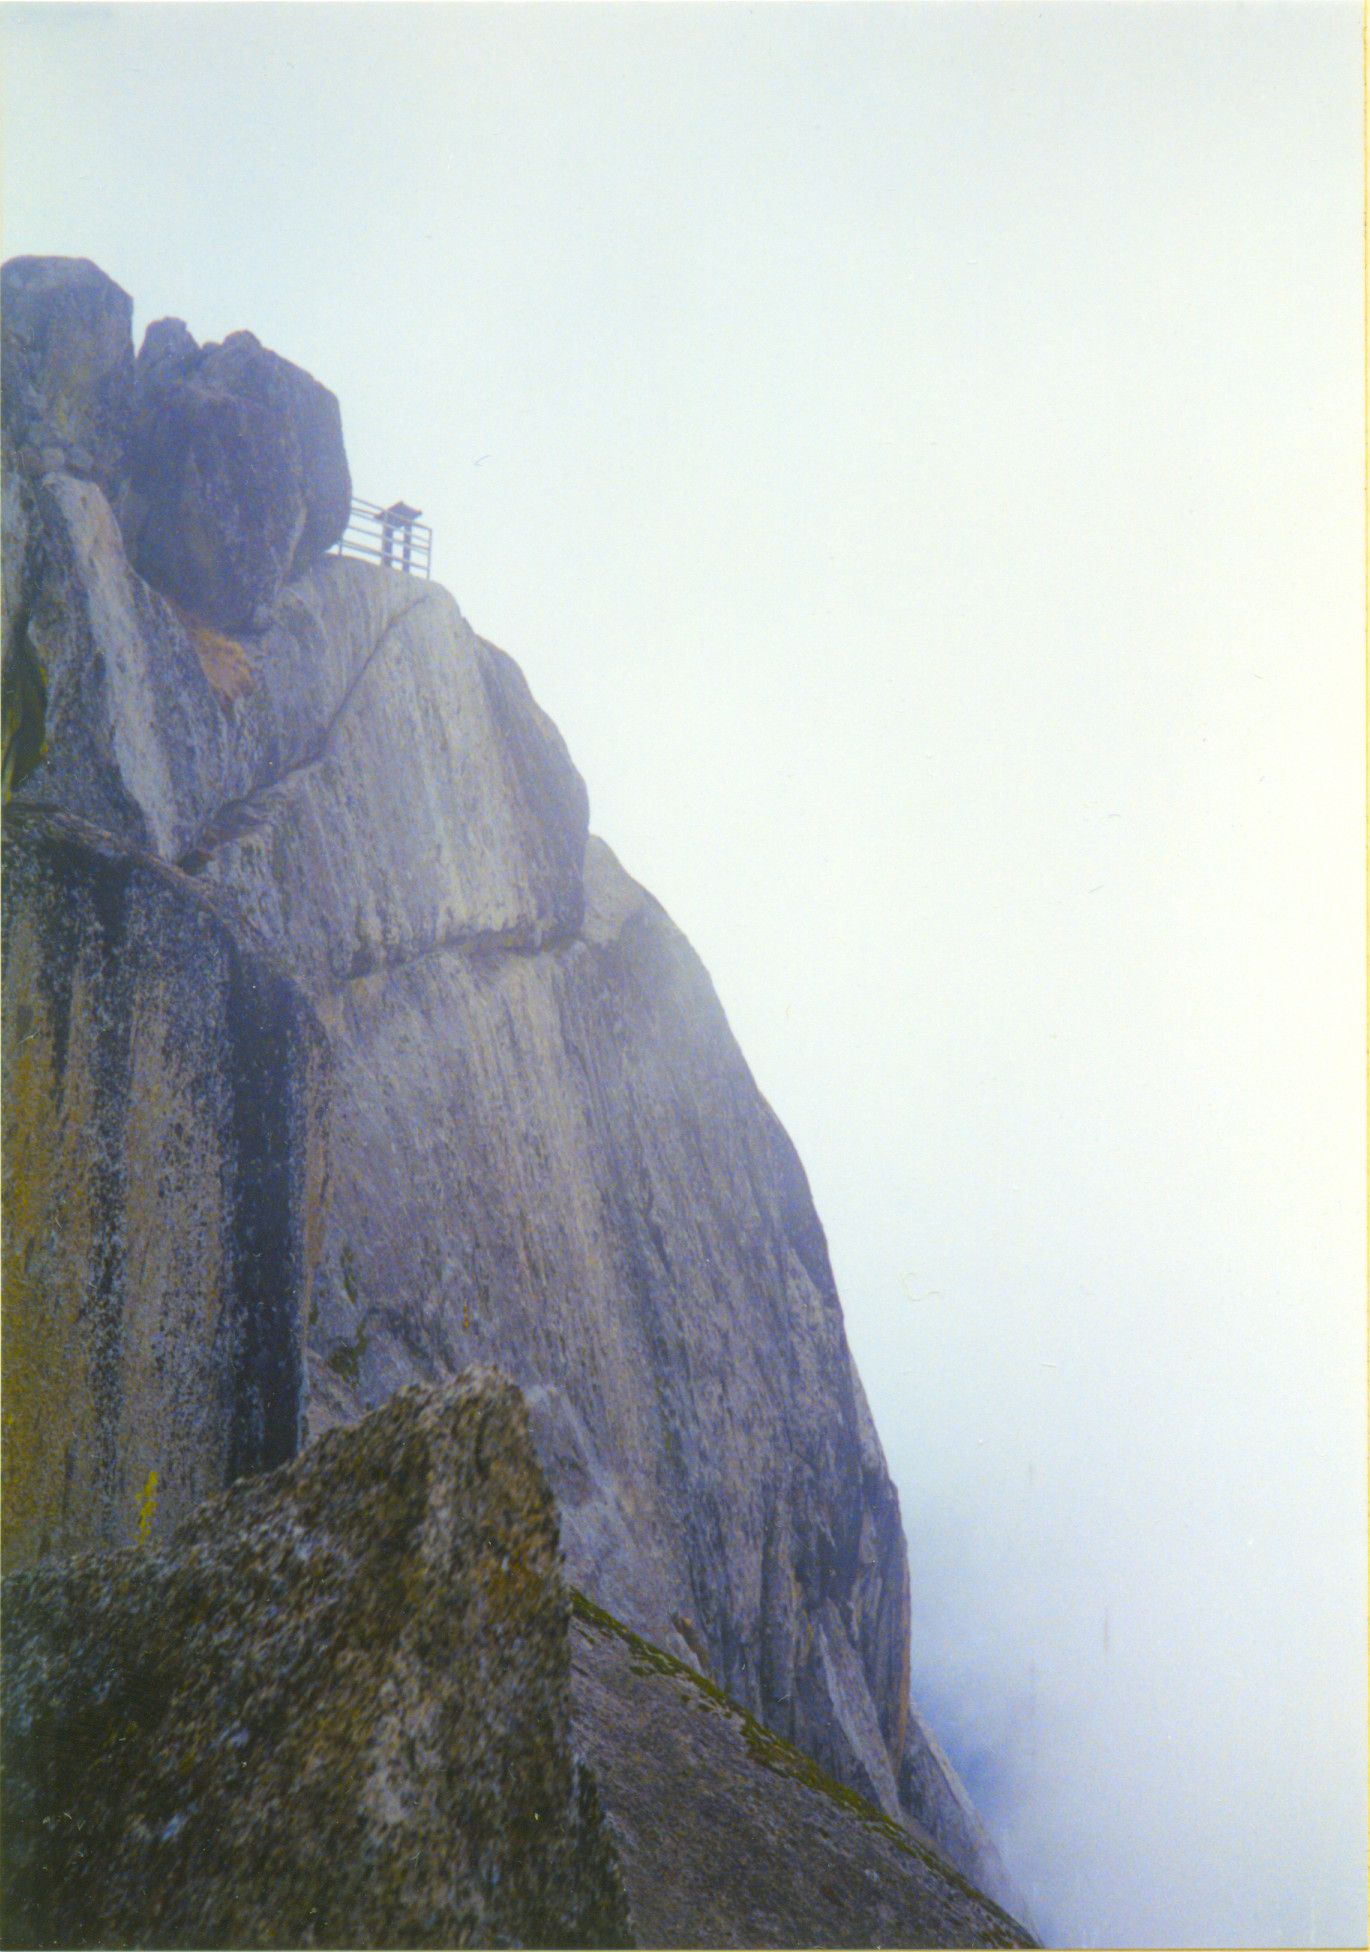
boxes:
[82,856,134,1538]
[223,943,304,1480]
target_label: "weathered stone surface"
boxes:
[2,430,37,667]
[2,430,47,798]
[568,1590,1036,1949]
[8,469,364,860]
[197,329,350,567]
[134,315,199,399]
[900,1701,1024,1920]
[1,258,1027,1928]
[0,1374,633,1951]
[1,809,328,1570]
[301,828,1013,1902]
[126,324,351,630]
[6,479,1013,1902]
[12,474,234,855]
[0,256,134,491]
[6,472,588,973]
[196,595,588,989]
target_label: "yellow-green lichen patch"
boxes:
[192,624,256,705]
[2,635,47,804]
[324,1320,370,1388]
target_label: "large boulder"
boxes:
[1,809,328,1570]
[6,468,589,961]
[0,1373,632,1950]
[0,256,135,491]
[127,324,351,632]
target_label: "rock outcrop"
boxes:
[0,255,1028,1938]
[0,256,134,492]
[1,1374,632,1950]
[125,324,351,631]
[1,258,349,639]
[1,808,327,1569]
[569,1590,1035,1949]
[307,828,922,1827]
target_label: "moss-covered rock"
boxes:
[1,1373,633,1951]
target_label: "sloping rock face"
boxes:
[0,255,1023,1927]
[192,580,588,989]
[308,829,917,1827]
[569,1590,1036,1949]
[11,476,584,977]
[0,1374,632,1950]
[1,808,328,1569]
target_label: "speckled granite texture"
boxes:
[0,1374,632,1950]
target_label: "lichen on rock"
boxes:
[1,808,328,1569]
[1,1371,633,1951]
[0,255,135,492]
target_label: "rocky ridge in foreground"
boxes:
[569,1589,1036,1949]
[2,1373,1035,1951]
[1,1376,632,1950]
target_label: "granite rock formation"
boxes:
[0,257,350,639]
[1,808,327,1569]
[569,1590,1035,1949]
[1,1374,633,1951]
[125,324,351,631]
[0,256,135,493]
[0,255,1029,1937]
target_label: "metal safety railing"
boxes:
[333,497,433,579]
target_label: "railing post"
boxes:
[335,498,430,579]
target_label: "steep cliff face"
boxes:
[1,808,327,1568]
[307,824,917,1826]
[1,257,1019,1921]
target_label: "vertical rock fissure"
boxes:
[82,855,133,1545]
[223,944,303,1480]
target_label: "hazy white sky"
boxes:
[2,6,1364,1945]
